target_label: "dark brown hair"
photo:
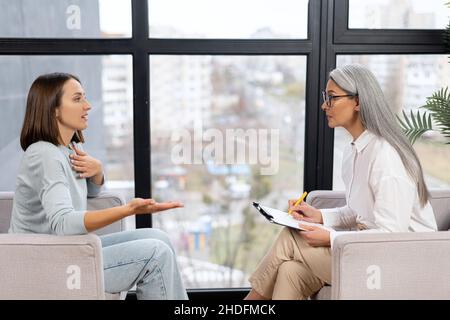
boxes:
[20,72,85,151]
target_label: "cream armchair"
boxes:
[0,191,133,299]
[307,189,450,300]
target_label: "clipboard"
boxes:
[252,202,322,231]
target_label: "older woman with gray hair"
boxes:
[245,64,437,300]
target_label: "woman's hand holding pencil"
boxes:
[288,191,308,215]
[288,192,324,224]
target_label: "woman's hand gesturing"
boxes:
[69,143,104,184]
[127,198,184,215]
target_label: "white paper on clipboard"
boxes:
[252,202,327,231]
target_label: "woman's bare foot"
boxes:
[244,288,269,300]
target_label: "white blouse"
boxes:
[321,130,437,248]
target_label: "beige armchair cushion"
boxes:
[0,233,104,299]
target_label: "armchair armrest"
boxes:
[88,191,134,236]
[0,233,105,299]
[306,190,346,209]
[331,232,450,299]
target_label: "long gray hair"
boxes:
[329,64,429,207]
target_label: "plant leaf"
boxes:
[422,87,450,142]
[397,109,433,144]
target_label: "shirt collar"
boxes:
[351,130,375,153]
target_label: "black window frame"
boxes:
[0,0,447,298]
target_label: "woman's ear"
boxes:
[354,96,360,111]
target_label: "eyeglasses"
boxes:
[321,90,358,108]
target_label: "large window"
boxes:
[148,0,309,39]
[150,55,306,288]
[0,0,131,38]
[349,0,450,30]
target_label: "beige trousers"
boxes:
[249,227,332,300]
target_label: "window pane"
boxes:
[334,55,450,190]
[349,0,450,29]
[149,0,308,39]
[0,0,131,38]
[0,55,135,209]
[150,55,306,288]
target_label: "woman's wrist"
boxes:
[318,210,324,224]
[123,204,134,217]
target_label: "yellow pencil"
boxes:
[288,191,308,215]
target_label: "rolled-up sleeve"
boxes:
[36,153,87,235]
[87,176,103,198]
[329,173,415,249]
[326,176,413,248]
[322,205,357,230]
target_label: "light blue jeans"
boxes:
[100,228,188,300]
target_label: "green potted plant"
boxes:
[397,2,450,144]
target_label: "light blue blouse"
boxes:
[9,141,102,235]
